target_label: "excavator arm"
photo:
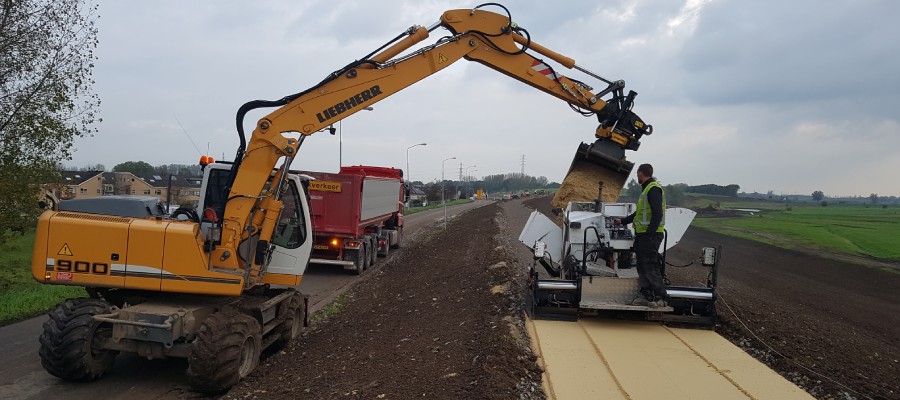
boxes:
[215,4,652,283]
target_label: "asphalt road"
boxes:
[0,200,491,400]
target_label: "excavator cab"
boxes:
[197,163,314,281]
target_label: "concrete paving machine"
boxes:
[519,185,719,326]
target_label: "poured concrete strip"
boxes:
[530,319,629,399]
[581,319,753,399]
[668,327,815,400]
[529,318,814,400]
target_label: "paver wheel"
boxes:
[39,298,118,381]
[273,292,305,350]
[187,309,261,394]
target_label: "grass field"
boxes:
[405,199,474,215]
[0,232,85,324]
[692,200,900,260]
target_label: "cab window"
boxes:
[271,181,307,249]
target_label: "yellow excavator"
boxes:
[31,4,652,393]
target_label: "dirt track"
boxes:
[226,202,542,399]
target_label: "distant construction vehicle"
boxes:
[31,3,652,393]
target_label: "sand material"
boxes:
[552,160,630,209]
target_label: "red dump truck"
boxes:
[302,166,405,274]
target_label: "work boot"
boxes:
[639,287,652,299]
[649,294,669,308]
[630,295,650,306]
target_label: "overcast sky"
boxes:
[71,0,900,196]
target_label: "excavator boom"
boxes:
[219,5,652,280]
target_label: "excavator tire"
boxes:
[38,298,118,381]
[187,308,261,394]
[273,292,305,350]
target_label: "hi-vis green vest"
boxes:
[634,181,666,233]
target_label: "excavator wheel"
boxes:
[39,298,118,381]
[187,308,262,394]
[273,292,305,350]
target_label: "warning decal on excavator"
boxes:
[309,181,342,193]
[57,243,74,257]
[438,53,448,64]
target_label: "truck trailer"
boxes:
[303,166,405,274]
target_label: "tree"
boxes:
[870,193,879,204]
[113,161,154,176]
[665,183,688,207]
[0,0,100,238]
[620,179,642,202]
[811,190,825,201]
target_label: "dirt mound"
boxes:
[224,204,543,399]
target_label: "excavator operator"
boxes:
[616,163,667,307]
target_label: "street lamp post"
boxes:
[442,156,456,229]
[406,143,427,205]
[339,106,374,168]
[465,165,477,199]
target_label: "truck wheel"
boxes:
[368,237,377,266]
[187,309,262,394]
[390,228,402,249]
[378,236,390,258]
[347,248,365,275]
[39,298,118,382]
[273,292,305,350]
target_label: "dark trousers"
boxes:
[634,232,666,299]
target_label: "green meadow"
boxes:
[0,232,85,324]
[690,198,900,260]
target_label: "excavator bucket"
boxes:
[552,139,634,209]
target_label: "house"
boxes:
[50,170,204,209]
[115,172,203,207]
[54,171,105,200]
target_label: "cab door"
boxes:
[267,176,313,282]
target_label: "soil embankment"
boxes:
[225,203,543,399]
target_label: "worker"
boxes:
[615,163,667,307]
